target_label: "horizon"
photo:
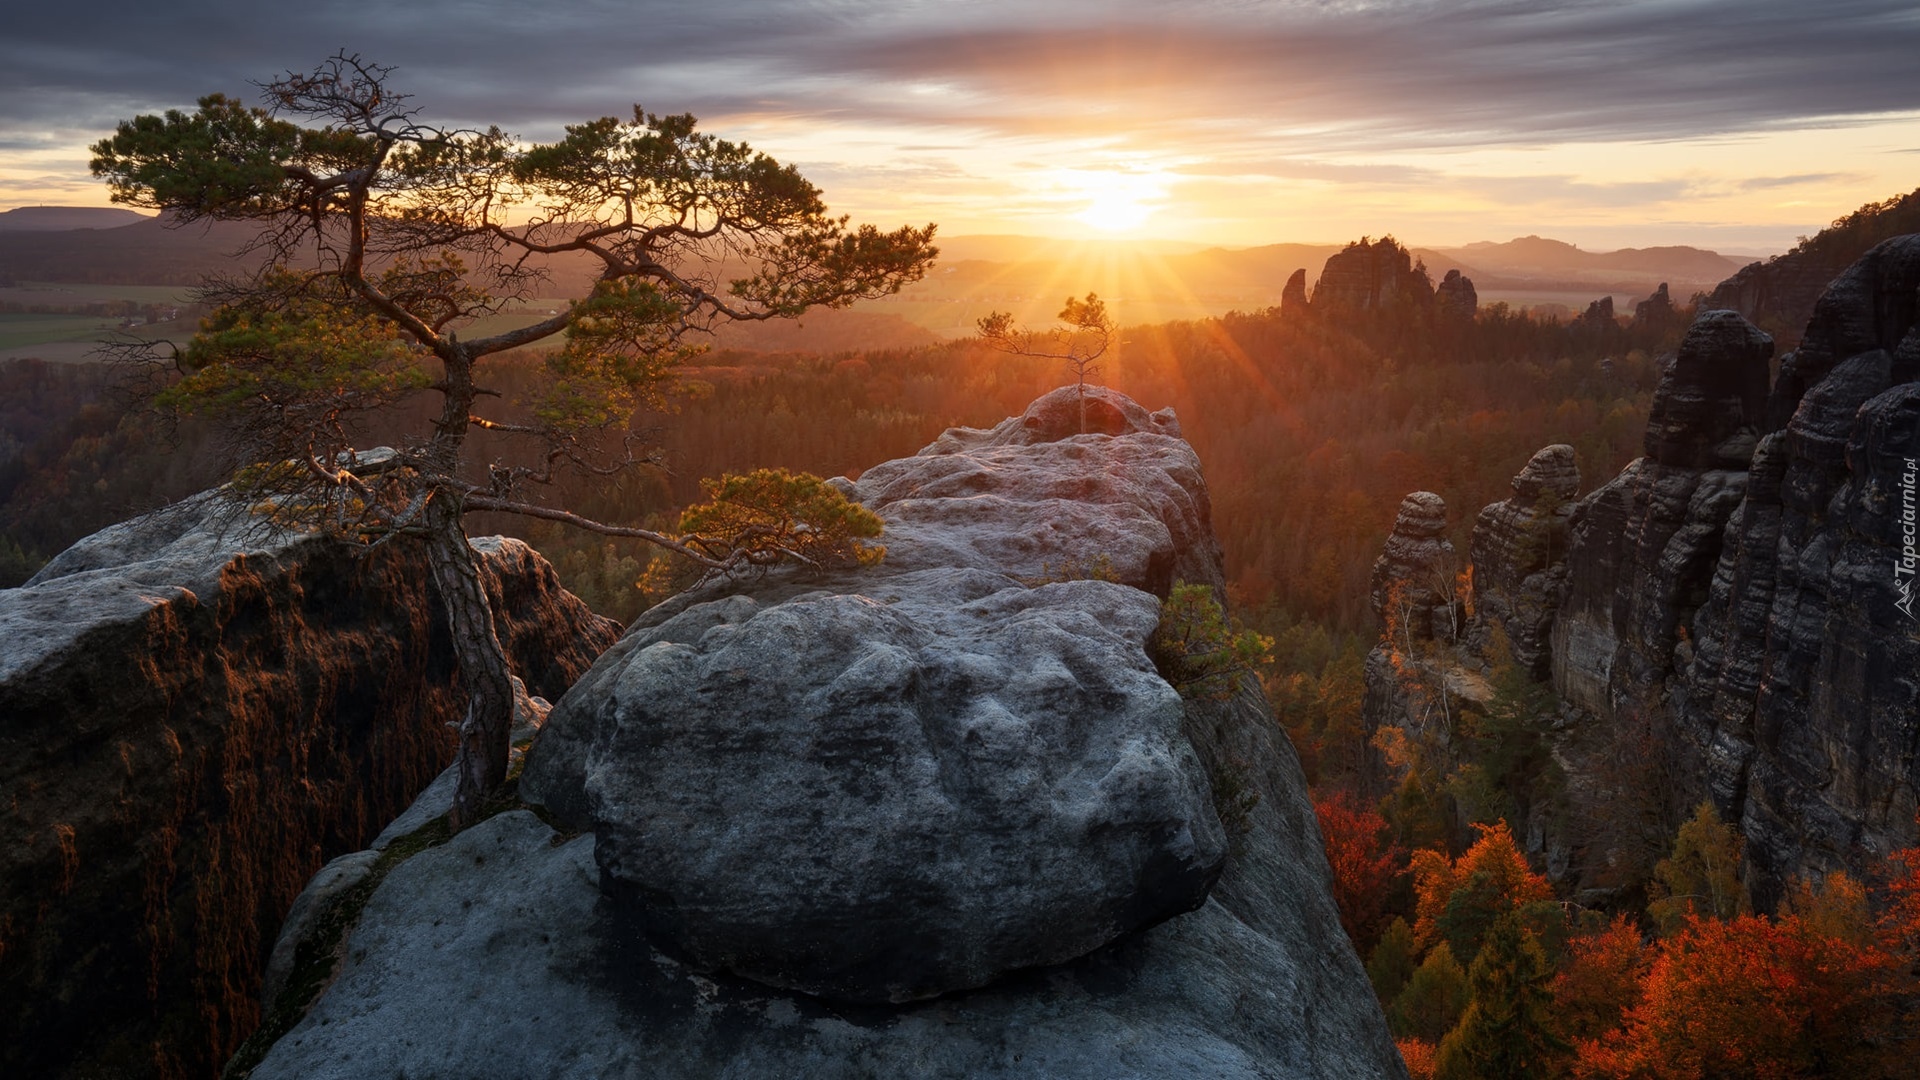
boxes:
[0,207,1795,262]
[5,2,1918,253]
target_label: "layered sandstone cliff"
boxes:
[0,495,616,1080]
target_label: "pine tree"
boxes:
[1434,913,1568,1079]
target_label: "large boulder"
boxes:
[0,492,617,1080]
[573,570,1223,1003]
[250,386,1407,1079]
[533,387,1233,1003]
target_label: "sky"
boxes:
[4,0,1919,253]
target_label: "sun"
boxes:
[1064,170,1166,234]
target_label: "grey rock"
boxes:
[1369,492,1459,641]
[260,849,379,1009]
[1630,282,1683,336]
[1470,446,1578,678]
[1312,237,1434,315]
[570,571,1224,1003]
[279,388,1404,1077]
[1574,295,1616,331]
[1556,235,1920,906]
[0,488,618,1080]
[1642,310,1773,470]
[252,806,1399,1080]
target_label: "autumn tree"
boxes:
[1410,821,1555,964]
[1581,912,1906,1078]
[1647,801,1748,934]
[1315,789,1404,951]
[91,53,937,825]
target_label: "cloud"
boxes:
[3,0,1916,151]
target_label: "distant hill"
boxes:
[0,214,265,284]
[1436,236,1742,286]
[0,207,151,232]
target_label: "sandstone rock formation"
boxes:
[1369,491,1459,642]
[246,386,1407,1079]
[0,493,617,1080]
[1469,446,1579,679]
[1543,235,1920,904]
[1358,493,1484,800]
[1551,312,1771,719]
[1573,295,1617,331]
[1707,251,1861,347]
[1312,237,1435,316]
[1630,282,1682,337]
[1282,267,1311,317]
[1435,268,1478,324]
[551,573,1223,1004]
[1673,236,1920,903]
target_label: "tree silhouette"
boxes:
[976,292,1115,433]
[91,53,936,825]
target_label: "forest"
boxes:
[4,203,1920,1076]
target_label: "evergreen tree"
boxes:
[1434,912,1568,1079]
[90,53,934,825]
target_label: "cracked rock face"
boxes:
[0,492,616,1080]
[1675,236,1920,904]
[1551,236,1920,906]
[1470,445,1578,679]
[1552,309,1772,718]
[1370,492,1458,642]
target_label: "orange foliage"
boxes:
[1551,915,1647,1043]
[1410,821,1553,959]
[1879,846,1920,956]
[1397,1037,1437,1080]
[1575,913,1905,1079]
[1314,790,1404,950]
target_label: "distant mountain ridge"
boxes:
[1436,235,1743,284]
[0,207,151,232]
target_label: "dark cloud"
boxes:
[3,1,1916,162]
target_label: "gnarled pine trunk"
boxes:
[424,484,516,827]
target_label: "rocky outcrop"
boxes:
[247,386,1406,1079]
[1369,492,1460,642]
[1552,312,1771,719]
[549,574,1224,1004]
[1359,494,1483,799]
[1469,446,1579,679]
[1630,282,1683,337]
[1545,235,1920,904]
[1435,268,1478,324]
[1282,267,1311,317]
[0,494,617,1080]
[1673,236,1920,904]
[1574,295,1617,331]
[1312,237,1434,316]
